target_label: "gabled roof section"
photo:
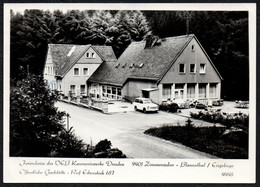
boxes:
[88,34,194,86]
[192,35,223,80]
[46,44,117,77]
[93,46,117,62]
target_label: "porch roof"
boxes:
[142,88,159,92]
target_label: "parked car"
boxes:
[195,102,207,109]
[159,102,179,113]
[133,98,159,113]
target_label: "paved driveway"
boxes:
[55,101,217,159]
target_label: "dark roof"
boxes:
[88,34,194,86]
[47,44,117,77]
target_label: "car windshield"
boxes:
[143,100,152,104]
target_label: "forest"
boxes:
[10,9,249,100]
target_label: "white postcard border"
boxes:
[3,3,256,183]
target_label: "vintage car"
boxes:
[133,98,159,113]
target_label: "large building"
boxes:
[43,44,117,97]
[44,34,222,105]
[87,34,222,104]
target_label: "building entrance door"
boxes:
[142,90,149,98]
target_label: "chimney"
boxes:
[145,35,160,49]
[145,34,154,48]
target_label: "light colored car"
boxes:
[133,98,159,113]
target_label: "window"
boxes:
[179,64,185,73]
[112,87,117,95]
[163,84,171,99]
[175,84,184,99]
[101,86,122,100]
[199,84,207,98]
[191,45,195,51]
[200,64,206,74]
[86,52,95,58]
[80,85,85,93]
[102,86,107,97]
[187,84,195,98]
[190,64,196,73]
[70,85,75,93]
[117,88,121,96]
[102,86,107,93]
[210,83,217,98]
[74,68,79,75]
[83,68,89,76]
[107,87,111,94]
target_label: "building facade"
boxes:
[88,34,222,105]
[44,44,117,97]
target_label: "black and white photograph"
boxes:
[3,3,256,183]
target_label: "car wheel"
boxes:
[143,108,146,113]
[134,106,137,111]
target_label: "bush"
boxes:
[50,127,87,157]
[222,130,248,147]
[94,139,112,152]
[185,118,194,128]
[190,110,248,130]
[144,125,248,159]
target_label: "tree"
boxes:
[10,73,65,156]
[143,11,249,100]
[189,11,249,100]
[125,10,151,41]
[10,72,127,158]
[89,10,112,45]
[107,10,150,57]
[52,10,92,44]
[10,10,24,79]
[10,10,55,78]
[143,11,186,38]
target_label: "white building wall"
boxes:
[43,49,57,90]
[61,63,102,96]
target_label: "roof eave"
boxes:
[87,79,123,87]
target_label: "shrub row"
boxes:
[190,110,249,130]
[144,124,248,159]
[51,135,126,158]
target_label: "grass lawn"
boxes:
[144,125,248,159]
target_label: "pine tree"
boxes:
[89,10,112,45]
[10,10,55,77]
[107,10,150,57]
[10,74,65,156]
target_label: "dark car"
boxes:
[195,102,207,109]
